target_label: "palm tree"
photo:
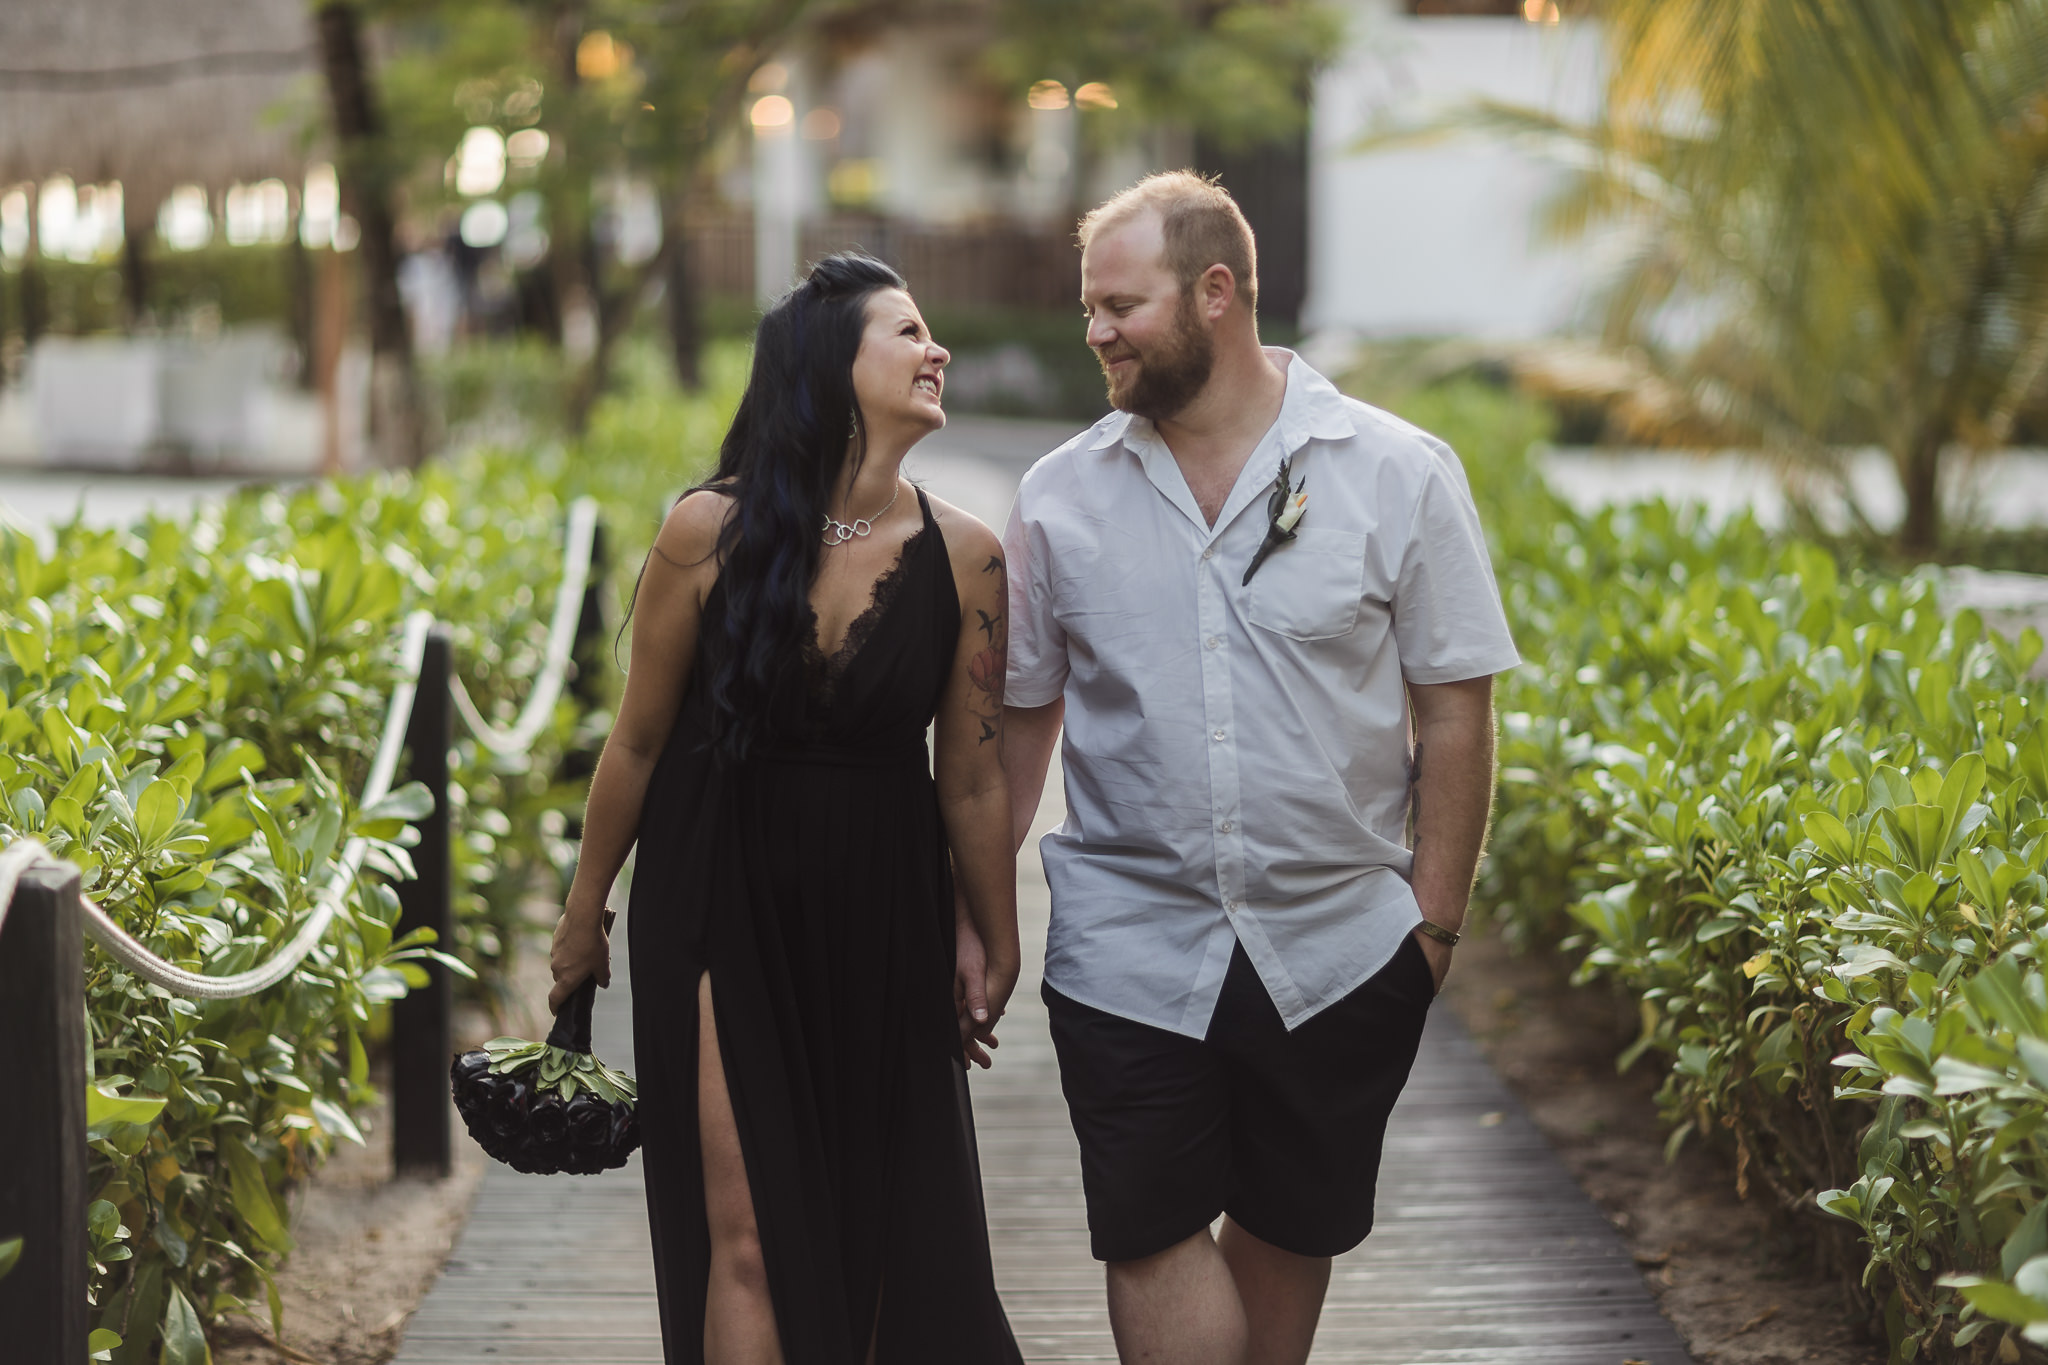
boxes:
[1443,1,2048,554]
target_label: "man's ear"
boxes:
[1199,263,1237,321]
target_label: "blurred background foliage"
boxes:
[1405,0,2048,556]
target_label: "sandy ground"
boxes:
[1442,929,1884,1365]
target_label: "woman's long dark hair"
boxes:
[697,251,907,761]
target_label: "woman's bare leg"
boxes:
[699,973,785,1365]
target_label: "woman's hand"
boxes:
[549,902,613,1013]
[955,905,999,1068]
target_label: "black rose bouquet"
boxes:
[450,977,640,1176]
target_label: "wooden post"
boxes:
[393,627,453,1177]
[0,863,88,1360]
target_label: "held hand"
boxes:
[1411,926,1453,995]
[549,904,613,1014]
[954,903,1002,1069]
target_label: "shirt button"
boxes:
[1224,900,1238,912]
[1201,547,1215,560]
[1206,636,1221,649]
[1212,729,1226,741]
[1220,820,1234,833]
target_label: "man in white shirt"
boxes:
[970,172,1520,1364]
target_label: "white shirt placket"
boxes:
[1197,532,1245,926]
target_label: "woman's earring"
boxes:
[848,413,859,440]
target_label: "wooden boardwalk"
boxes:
[390,849,1692,1365]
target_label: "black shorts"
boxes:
[1044,935,1434,1263]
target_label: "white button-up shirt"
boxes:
[1003,351,1521,1037]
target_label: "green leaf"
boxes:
[0,1236,19,1282]
[1949,1277,2048,1326]
[132,779,183,850]
[219,1138,294,1255]
[359,780,435,827]
[2009,1203,2048,1282]
[88,1328,122,1361]
[111,1260,164,1365]
[198,740,264,793]
[1881,803,1947,873]
[1804,810,1855,862]
[310,1097,366,1147]
[85,1084,166,1140]
[160,1284,210,1365]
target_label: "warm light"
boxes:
[1075,82,1118,111]
[801,107,842,140]
[224,179,291,245]
[577,31,629,80]
[332,214,361,252]
[749,62,788,94]
[0,188,28,262]
[301,163,339,248]
[460,199,510,249]
[39,176,77,254]
[1028,80,1070,111]
[454,126,507,197]
[1521,0,1561,21]
[507,127,550,171]
[750,95,795,130]
[159,184,212,252]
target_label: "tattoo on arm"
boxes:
[967,560,1007,746]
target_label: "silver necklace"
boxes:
[821,480,901,546]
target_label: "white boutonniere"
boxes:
[1242,455,1307,586]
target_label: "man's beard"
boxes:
[1098,296,1215,421]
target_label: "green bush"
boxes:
[2,245,304,339]
[1386,380,2048,1362]
[0,341,739,1359]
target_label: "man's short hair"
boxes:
[1078,171,1258,315]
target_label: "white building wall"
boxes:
[1306,2,1607,339]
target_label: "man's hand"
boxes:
[955,900,1004,1068]
[1412,926,1453,994]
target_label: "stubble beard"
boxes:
[1099,296,1215,422]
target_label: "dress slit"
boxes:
[627,488,1022,1364]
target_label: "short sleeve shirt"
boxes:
[1003,351,1522,1037]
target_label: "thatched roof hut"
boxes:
[0,0,323,212]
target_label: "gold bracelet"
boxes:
[1414,919,1462,947]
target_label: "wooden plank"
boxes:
[392,787,1694,1365]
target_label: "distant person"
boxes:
[977,172,1520,1365]
[550,252,1025,1364]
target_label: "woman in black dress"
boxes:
[547,253,1024,1364]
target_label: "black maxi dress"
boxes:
[626,490,1024,1365]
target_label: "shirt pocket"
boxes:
[1245,528,1368,642]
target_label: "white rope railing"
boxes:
[0,495,603,1000]
[448,496,599,758]
[0,610,431,998]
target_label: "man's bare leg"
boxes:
[1106,1229,1249,1365]
[1217,1217,1331,1365]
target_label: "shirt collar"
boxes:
[1086,348,1357,457]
